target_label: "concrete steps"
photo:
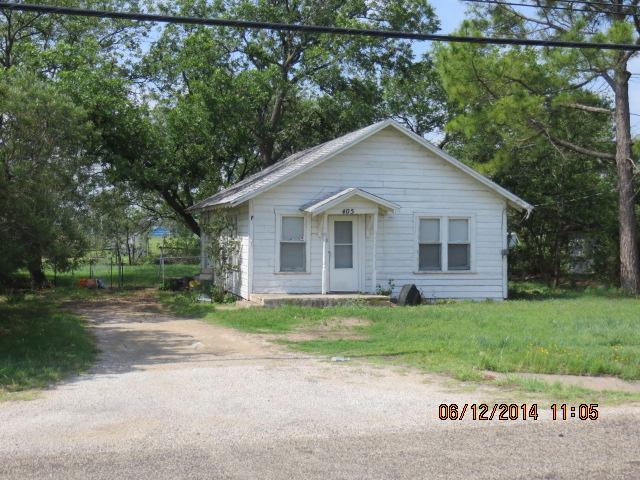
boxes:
[249,293,391,308]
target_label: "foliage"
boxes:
[435,23,618,284]
[0,70,91,286]
[102,0,447,234]
[449,2,640,292]
[0,1,147,286]
[376,279,396,296]
[202,210,241,297]
[156,225,200,257]
[87,186,160,264]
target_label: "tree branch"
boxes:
[560,103,613,114]
[530,119,615,160]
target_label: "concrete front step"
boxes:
[249,293,391,308]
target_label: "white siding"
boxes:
[250,126,508,300]
[236,203,250,299]
[203,204,250,298]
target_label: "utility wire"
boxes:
[556,0,640,9]
[551,0,640,8]
[463,0,640,15]
[1,2,640,51]
[532,191,609,208]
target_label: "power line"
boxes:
[463,0,640,16]
[532,191,609,208]
[557,0,640,9]
[554,0,639,8]
[1,2,640,51]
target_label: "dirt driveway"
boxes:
[1,293,639,479]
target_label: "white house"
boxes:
[189,120,532,301]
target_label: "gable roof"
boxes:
[301,188,400,216]
[188,120,533,212]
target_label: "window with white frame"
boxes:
[448,218,471,271]
[418,218,442,271]
[418,216,472,272]
[279,216,306,272]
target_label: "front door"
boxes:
[329,216,359,292]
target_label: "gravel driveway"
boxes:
[1,293,639,479]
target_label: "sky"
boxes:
[429,0,640,134]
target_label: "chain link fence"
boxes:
[51,255,200,289]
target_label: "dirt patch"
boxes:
[282,317,372,342]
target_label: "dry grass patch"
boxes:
[282,317,371,341]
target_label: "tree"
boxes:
[106,0,444,236]
[436,28,618,284]
[0,1,146,286]
[88,186,160,265]
[455,1,640,291]
[0,71,90,286]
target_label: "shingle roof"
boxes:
[188,119,533,212]
[188,121,389,211]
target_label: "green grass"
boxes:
[492,375,640,404]
[0,293,97,400]
[44,263,200,289]
[165,287,640,385]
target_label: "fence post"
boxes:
[110,257,113,289]
[160,252,165,288]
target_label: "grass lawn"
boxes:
[0,293,97,401]
[162,284,640,401]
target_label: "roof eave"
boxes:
[302,188,400,216]
[507,198,534,213]
[187,201,232,213]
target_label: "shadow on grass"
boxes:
[508,281,629,301]
[158,292,216,319]
[0,295,97,395]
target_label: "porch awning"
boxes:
[300,188,400,216]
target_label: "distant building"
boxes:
[150,227,171,237]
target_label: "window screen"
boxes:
[334,221,353,269]
[281,217,304,242]
[448,219,470,271]
[280,216,306,272]
[419,218,441,271]
[280,243,306,272]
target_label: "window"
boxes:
[280,216,306,272]
[419,218,442,271]
[417,216,472,272]
[448,219,470,271]
[334,221,353,269]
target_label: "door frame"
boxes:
[328,215,366,292]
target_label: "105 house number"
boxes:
[342,208,355,215]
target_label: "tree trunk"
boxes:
[258,136,276,168]
[126,240,133,266]
[27,255,47,289]
[159,190,201,237]
[613,66,640,293]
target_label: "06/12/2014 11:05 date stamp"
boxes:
[438,403,599,421]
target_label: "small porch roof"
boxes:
[300,188,400,216]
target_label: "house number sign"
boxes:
[342,208,356,215]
